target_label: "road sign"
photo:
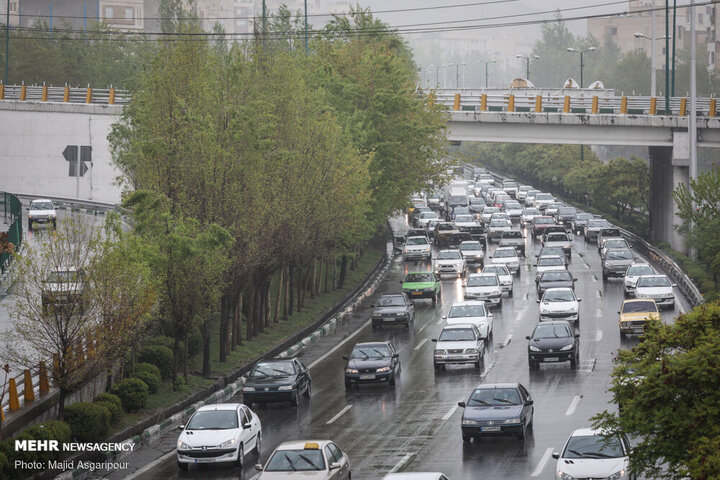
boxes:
[63,145,91,177]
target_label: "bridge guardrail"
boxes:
[0,84,130,105]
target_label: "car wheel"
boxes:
[389,374,396,387]
[235,445,244,468]
[303,380,311,398]
[462,434,472,443]
[434,363,445,372]
[528,359,538,370]
[253,432,262,457]
[404,321,410,329]
[623,290,629,298]
[243,398,253,408]
[602,272,608,281]
[497,301,503,310]
[344,380,353,391]
[570,355,578,369]
[474,359,481,369]
[509,289,514,298]
[177,461,188,471]
[517,427,526,441]
[431,294,437,305]
[290,390,299,407]
[28,221,33,230]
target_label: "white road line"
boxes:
[501,334,512,347]
[596,290,602,299]
[524,292,529,301]
[592,274,598,282]
[584,358,597,373]
[480,361,496,380]
[308,319,371,369]
[414,338,428,351]
[441,404,459,421]
[595,330,603,342]
[388,453,415,474]
[531,447,554,477]
[584,263,591,269]
[596,308,602,318]
[326,404,353,424]
[123,450,177,480]
[565,395,582,415]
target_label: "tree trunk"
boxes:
[183,334,189,381]
[219,294,228,362]
[274,267,283,323]
[264,281,271,329]
[338,255,348,289]
[246,286,254,341]
[310,260,317,299]
[57,388,68,421]
[288,263,295,316]
[172,335,181,385]
[253,285,261,336]
[202,317,211,377]
[234,290,243,347]
[324,257,330,293]
[296,265,303,312]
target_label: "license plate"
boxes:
[411,292,423,296]
[448,355,464,360]
[481,426,501,432]
[633,329,644,333]
[360,374,375,380]
[544,357,560,362]
[195,458,216,463]
[384,318,397,322]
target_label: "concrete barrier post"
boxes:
[8,378,20,411]
[63,85,70,102]
[591,96,599,114]
[481,94,487,111]
[85,86,93,104]
[650,97,657,115]
[679,98,687,116]
[453,93,460,111]
[109,88,116,105]
[535,95,542,112]
[39,361,50,396]
[0,84,4,100]
[427,93,435,109]
[41,85,48,102]
[23,369,35,403]
[19,84,26,101]
[508,94,515,112]
[563,95,570,113]
[710,98,716,117]
[620,96,628,114]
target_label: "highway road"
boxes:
[124,211,690,480]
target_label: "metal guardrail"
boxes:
[0,84,130,105]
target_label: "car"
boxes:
[451,206,472,220]
[542,231,573,260]
[502,180,519,197]
[498,230,525,256]
[383,473,448,480]
[401,271,441,304]
[524,190,541,207]
[458,383,534,441]
[623,263,656,297]
[618,298,660,337]
[487,218,512,241]
[434,222,460,248]
[478,173,495,186]
[541,225,567,239]
[468,196,486,214]
[403,236,432,261]
[488,246,520,275]
[453,214,477,230]
[521,207,542,225]
[516,185,533,202]
[553,428,631,480]
[416,210,440,228]
[489,212,511,224]
[526,320,580,369]
[27,199,57,230]
[635,274,676,309]
[41,266,86,315]
[537,287,581,322]
[442,301,493,341]
[242,359,311,407]
[602,248,636,280]
[405,228,427,240]
[370,293,414,329]
[432,324,485,371]
[408,200,425,216]
[412,206,433,227]
[482,264,513,296]
[583,218,611,242]
[571,212,595,235]
[544,202,563,218]
[480,206,500,225]
[176,403,261,470]
[343,341,400,389]
[256,440,351,479]
[530,216,555,239]
[463,273,502,308]
[493,193,512,208]
[427,190,443,210]
[555,206,577,230]
[534,193,555,211]
[458,240,485,267]
[535,255,567,281]
[536,246,568,265]
[502,200,524,222]
[447,232,474,249]
[536,270,576,296]
[434,249,466,277]
[425,219,441,239]
[600,238,633,259]
[596,226,624,250]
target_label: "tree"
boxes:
[604,50,653,96]
[592,302,720,480]
[531,17,578,87]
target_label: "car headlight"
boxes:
[28,214,33,218]
[557,471,576,480]
[529,345,540,352]
[461,419,479,425]
[372,313,382,318]
[278,385,293,391]
[345,368,358,374]
[434,349,447,355]
[404,249,410,253]
[218,438,236,448]
[607,470,627,480]
[376,366,391,373]
[464,348,478,354]
[242,386,255,392]
[504,418,521,424]
[178,440,191,449]
[50,212,56,217]
[560,344,574,351]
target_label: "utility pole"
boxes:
[479,60,496,88]
[690,0,697,182]
[665,0,670,113]
[671,0,677,96]
[262,0,267,49]
[304,0,308,54]
[4,0,10,85]
[651,0,657,96]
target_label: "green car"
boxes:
[401,271,441,304]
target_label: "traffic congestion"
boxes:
[137,164,689,480]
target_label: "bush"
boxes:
[112,378,149,412]
[135,362,161,378]
[145,335,174,350]
[138,345,174,379]
[24,421,72,458]
[187,326,202,358]
[64,402,111,442]
[132,369,160,394]
[94,393,123,423]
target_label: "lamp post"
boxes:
[428,64,439,87]
[448,62,460,89]
[461,62,467,90]
[442,64,448,89]
[515,54,540,81]
[478,60,497,88]
[634,32,670,96]
[566,46,596,88]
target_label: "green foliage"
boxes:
[94,392,124,423]
[138,345,174,379]
[132,367,161,394]
[0,420,72,479]
[592,302,720,479]
[112,377,149,412]
[145,335,175,350]
[657,243,717,300]
[64,402,111,442]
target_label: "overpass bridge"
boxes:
[434,89,720,251]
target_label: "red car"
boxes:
[531,216,556,239]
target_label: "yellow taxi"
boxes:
[256,440,351,480]
[618,298,660,337]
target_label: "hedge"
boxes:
[138,345,174,379]
[0,420,72,479]
[112,378,149,412]
[94,392,123,423]
[132,368,161,394]
[64,402,111,442]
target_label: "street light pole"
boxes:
[478,60,496,88]
[515,54,540,81]
[304,0,308,54]
[651,0,656,97]
[4,0,9,85]
[665,0,670,113]
[462,62,466,90]
[634,32,670,96]
[566,46,596,88]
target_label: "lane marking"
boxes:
[480,361,496,380]
[524,292,529,301]
[596,290,602,299]
[594,330,603,342]
[308,319,371,369]
[326,404,353,424]
[123,449,177,480]
[592,274,598,282]
[441,404,459,421]
[388,453,415,474]
[531,447,554,477]
[584,263,591,269]
[500,334,512,348]
[565,395,582,415]
[414,338,428,351]
[595,308,602,318]
[584,358,597,373]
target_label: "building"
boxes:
[11,0,144,31]
[1,0,21,28]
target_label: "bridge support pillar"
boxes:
[649,137,689,253]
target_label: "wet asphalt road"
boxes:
[127,213,689,480]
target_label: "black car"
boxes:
[555,207,577,230]
[541,225,567,240]
[370,293,414,329]
[344,341,400,390]
[536,270,576,296]
[571,212,595,235]
[447,232,474,249]
[526,321,580,369]
[458,383,534,441]
[242,358,311,407]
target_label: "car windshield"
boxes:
[490,220,508,227]
[377,296,407,307]
[543,290,575,302]
[436,224,455,231]
[540,248,564,257]
[577,213,594,221]
[542,272,571,282]
[468,388,522,406]
[467,275,498,287]
[407,237,428,245]
[438,328,476,342]
[438,251,461,260]
[538,257,564,267]
[265,449,326,471]
[537,194,553,200]
[607,250,633,260]
[535,218,554,224]
[449,305,487,318]
[622,301,657,313]
[455,215,475,223]
[405,273,433,283]
[628,265,654,276]
[420,212,438,219]
[505,202,521,209]
[493,249,515,258]
[601,228,622,237]
[547,234,567,242]
[460,242,483,251]
[533,324,571,338]
[523,209,541,215]
[483,266,509,275]
[350,345,390,359]
[31,201,54,210]
[469,197,484,204]
[484,208,499,214]
[559,208,576,215]
[449,196,467,205]
[563,435,625,459]
[502,231,522,239]
[604,240,628,249]
[186,410,238,430]
[46,270,82,283]
[637,276,672,288]
[251,361,295,378]
[588,220,608,227]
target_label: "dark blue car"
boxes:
[458,383,534,441]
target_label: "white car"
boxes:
[538,287,581,322]
[403,236,432,260]
[503,201,524,221]
[481,264,513,296]
[524,190,541,207]
[434,249,466,277]
[487,219,512,242]
[480,206,500,224]
[535,255,567,281]
[535,193,555,211]
[417,211,440,228]
[458,240,485,267]
[635,274,676,309]
[464,273,502,308]
[177,403,261,470]
[489,246,520,274]
[600,238,632,259]
[554,428,631,480]
[517,185,534,203]
[521,207,542,225]
[443,301,493,341]
[623,263,656,297]
[432,324,485,370]
[478,173,495,186]
[454,214,479,230]
[27,198,57,230]
[256,440,351,479]
[384,473,448,480]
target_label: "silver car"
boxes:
[623,263,656,297]
[489,247,520,275]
